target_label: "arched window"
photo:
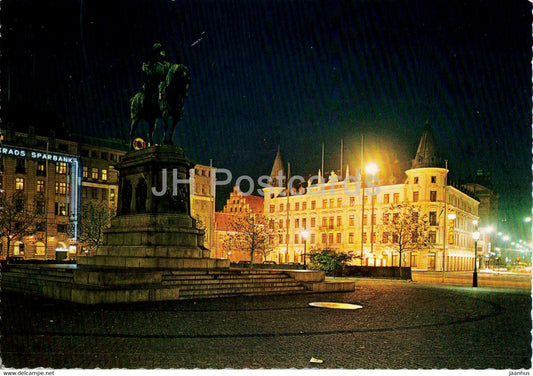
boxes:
[14,241,25,256]
[35,242,46,255]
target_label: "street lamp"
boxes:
[473,228,480,287]
[365,163,379,257]
[301,228,310,270]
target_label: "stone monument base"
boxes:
[77,213,230,269]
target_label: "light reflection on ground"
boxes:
[309,302,363,310]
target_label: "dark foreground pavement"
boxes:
[1,278,531,369]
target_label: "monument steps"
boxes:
[161,269,308,299]
[177,287,308,300]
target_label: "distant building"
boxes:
[190,164,216,253]
[263,123,483,271]
[213,186,264,262]
[463,170,499,266]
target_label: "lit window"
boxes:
[413,191,419,202]
[16,178,24,191]
[37,180,45,192]
[393,193,399,204]
[55,182,67,195]
[83,166,88,178]
[55,203,68,216]
[92,168,99,180]
[101,169,108,181]
[35,242,46,255]
[56,162,67,174]
[37,161,46,176]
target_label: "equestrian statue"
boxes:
[130,43,190,148]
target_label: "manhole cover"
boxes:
[309,302,363,310]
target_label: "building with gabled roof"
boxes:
[212,186,264,262]
[262,123,484,271]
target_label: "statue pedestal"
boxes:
[78,145,228,270]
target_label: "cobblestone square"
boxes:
[1,278,531,369]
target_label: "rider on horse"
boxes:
[130,43,190,148]
[142,43,172,114]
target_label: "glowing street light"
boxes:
[365,163,379,256]
[301,228,310,270]
[365,162,379,176]
[472,229,481,287]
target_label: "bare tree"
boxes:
[223,212,278,268]
[78,201,115,254]
[379,201,431,277]
[0,193,37,258]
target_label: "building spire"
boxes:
[270,145,286,187]
[411,121,442,169]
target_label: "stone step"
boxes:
[170,282,303,292]
[177,285,307,299]
[166,268,283,274]
[5,267,74,282]
[162,273,290,282]
[161,278,299,287]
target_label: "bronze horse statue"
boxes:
[130,63,190,147]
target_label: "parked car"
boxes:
[262,261,276,264]
[237,260,251,266]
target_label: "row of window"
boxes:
[81,186,115,201]
[10,199,70,217]
[12,178,72,195]
[412,176,438,185]
[82,167,108,181]
[1,159,71,176]
[277,211,438,229]
[80,149,120,162]
[277,230,438,245]
[270,191,443,213]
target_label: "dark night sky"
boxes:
[2,0,532,240]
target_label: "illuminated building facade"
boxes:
[190,164,216,253]
[213,186,264,262]
[263,124,483,271]
[0,126,127,260]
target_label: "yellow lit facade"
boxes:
[263,125,483,271]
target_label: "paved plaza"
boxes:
[1,275,531,369]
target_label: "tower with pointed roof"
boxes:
[411,121,443,169]
[269,145,286,187]
[405,121,448,212]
